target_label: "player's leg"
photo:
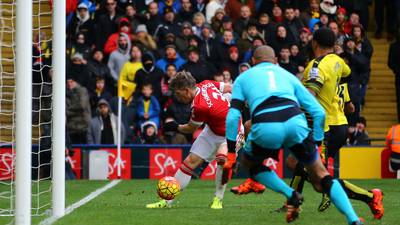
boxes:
[326,125,383,218]
[286,154,308,194]
[288,134,362,225]
[146,130,211,208]
[211,143,228,209]
[231,120,266,195]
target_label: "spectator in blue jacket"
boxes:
[136,83,161,129]
[155,45,186,72]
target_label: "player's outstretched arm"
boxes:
[163,120,201,134]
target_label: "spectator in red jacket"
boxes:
[224,0,255,21]
[103,17,132,55]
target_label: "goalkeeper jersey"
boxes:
[303,54,351,132]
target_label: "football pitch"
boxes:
[1,179,399,225]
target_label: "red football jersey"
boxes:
[190,80,229,136]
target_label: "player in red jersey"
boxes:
[147,71,242,209]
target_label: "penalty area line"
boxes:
[39,180,121,225]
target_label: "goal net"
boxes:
[0,0,65,224]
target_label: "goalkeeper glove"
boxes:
[163,121,179,132]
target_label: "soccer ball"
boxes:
[157,176,181,200]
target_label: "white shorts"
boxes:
[190,125,226,162]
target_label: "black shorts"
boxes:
[245,133,318,166]
[324,125,348,158]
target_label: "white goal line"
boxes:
[39,180,121,225]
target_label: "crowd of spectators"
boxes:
[34,0,400,146]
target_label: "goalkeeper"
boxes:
[225,45,363,224]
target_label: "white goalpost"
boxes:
[0,0,65,224]
[14,0,33,224]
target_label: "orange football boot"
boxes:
[368,189,384,219]
[230,178,266,195]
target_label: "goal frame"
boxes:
[14,0,65,224]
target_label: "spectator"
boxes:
[89,75,113,116]
[335,7,347,34]
[158,0,182,15]
[135,121,162,144]
[309,0,321,19]
[198,23,216,61]
[192,12,206,37]
[143,2,163,36]
[66,75,91,144]
[194,0,207,15]
[178,0,195,23]
[67,32,92,61]
[67,2,95,46]
[210,8,225,32]
[164,95,192,141]
[95,0,122,51]
[319,0,337,16]
[289,44,306,71]
[374,0,396,40]
[154,6,181,41]
[344,12,361,35]
[125,3,140,33]
[279,45,299,76]
[352,25,373,107]
[214,30,236,69]
[238,21,264,54]
[317,12,330,29]
[181,46,217,83]
[329,21,345,46]
[206,0,225,23]
[161,64,178,102]
[221,45,240,80]
[348,117,370,146]
[388,32,400,122]
[136,83,161,128]
[135,52,164,100]
[222,69,233,84]
[214,72,224,81]
[67,53,91,91]
[155,45,187,72]
[343,37,369,125]
[271,5,283,23]
[87,99,126,144]
[161,118,189,144]
[270,25,294,54]
[103,17,132,55]
[352,25,373,60]
[176,21,194,54]
[108,33,131,84]
[242,36,264,63]
[224,0,255,22]
[238,62,250,74]
[234,5,252,37]
[119,45,143,100]
[257,13,276,46]
[282,6,304,45]
[218,15,239,40]
[87,49,113,94]
[299,27,313,60]
[133,24,157,52]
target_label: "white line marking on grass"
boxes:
[39,180,121,225]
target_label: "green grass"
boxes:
[0,181,109,225]
[1,179,399,225]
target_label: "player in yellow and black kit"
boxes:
[284,28,384,221]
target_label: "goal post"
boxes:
[11,0,66,224]
[15,0,33,224]
[51,0,66,219]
